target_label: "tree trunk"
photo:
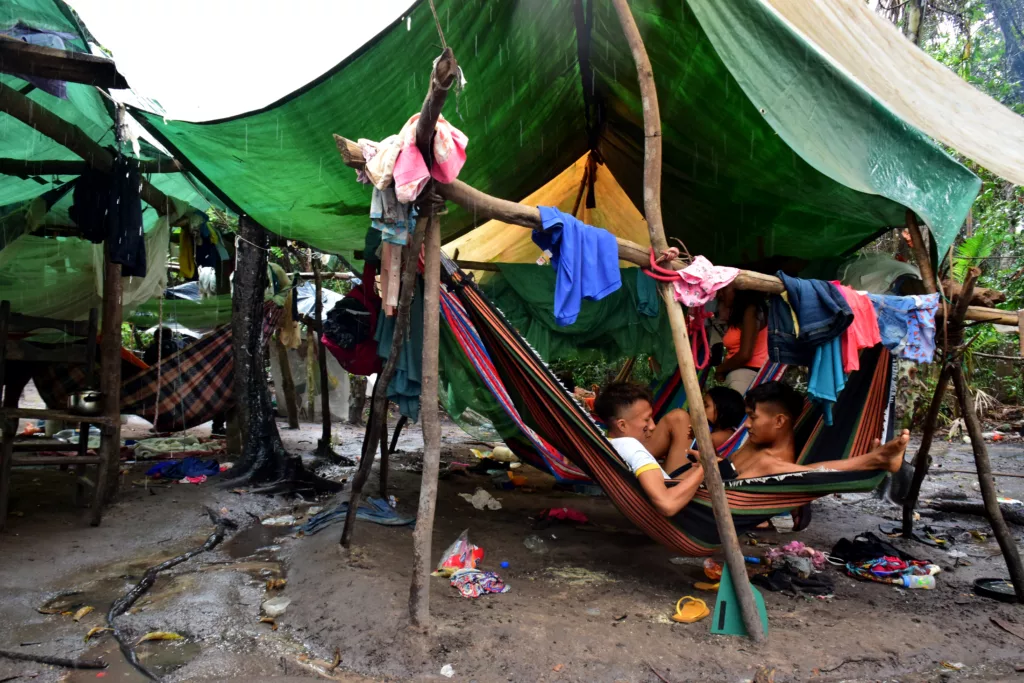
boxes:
[226,217,295,485]
[349,375,367,425]
[904,0,925,45]
[986,0,1024,100]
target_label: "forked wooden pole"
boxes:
[610,0,763,642]
[902,268,976,536]
[410,216,442,629]
[905,211,938,294]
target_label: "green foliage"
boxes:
[952,232,999,281]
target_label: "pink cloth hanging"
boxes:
[393,113,468,203]
[671,255,739,307]
[834,283,881,373]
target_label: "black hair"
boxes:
[594,382,653,425]
[705,386,746,430]
[727,289,768,329]
[744,381,804,421]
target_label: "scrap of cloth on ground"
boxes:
[530,206,621,327]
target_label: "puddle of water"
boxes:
[222,523,288,559]
[65,637,202,682]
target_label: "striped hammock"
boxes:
[441,256,897,556]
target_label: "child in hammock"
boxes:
[702,386,747,450]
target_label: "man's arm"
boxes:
[636,465,705,517]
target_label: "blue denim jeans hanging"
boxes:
[868,293,940,364]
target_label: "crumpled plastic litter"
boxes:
[765,540,828,576]
[433,529,484,577]
[450,568,509,598]
[459,488,502,510]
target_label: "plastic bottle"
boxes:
[902,574,936,589]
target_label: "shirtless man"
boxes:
[596,381,909,517]
[731,381,909,479]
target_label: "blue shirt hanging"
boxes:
[531,206,621,326]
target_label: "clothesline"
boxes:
[333,134,1021,329]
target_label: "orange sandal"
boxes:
[671,596,710,623]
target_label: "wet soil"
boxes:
[2,412,1024,682]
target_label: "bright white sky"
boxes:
[67,0,411,121]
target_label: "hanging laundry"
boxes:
[322,261,383,377]
[531,206,621,327]
[767,273,853,366]
[671,255,739,307]
[834,284,881,373]
[370,186,418,246]
[807,336,845,425]
[362,135,402,190]
[376,276,424,421]
[393,113,469,203]
[635,267,659,317]
[178,226,196,279]
[1,23,77,98]
[868,293,940,364]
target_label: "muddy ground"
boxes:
[2,410,1024,682]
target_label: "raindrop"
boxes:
[750,131,754,160]
[407,16,411,31]
[519,120,522,147]
[475,35,478,56]
[499,45,502,67]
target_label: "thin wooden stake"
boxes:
[410,216,442,629]
[274,336,300,429]
[610,0,763,642]
[314,256,332,451]
[950,364,1024,600]
[340,223,428,547]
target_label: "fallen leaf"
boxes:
[136,631,184,644]
[220,507,229,516]
[84,626,112,642]
[266,578,287,591]
[992,617,1024,643]
[329,649,341,671]
[940,661,964,671]
[552,663,564,672]
[259,617,278,631]
[72,606,94,622]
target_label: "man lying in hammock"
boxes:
[595,381,909,517]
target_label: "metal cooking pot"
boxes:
[70,390,103,416]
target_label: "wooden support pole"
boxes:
[410,217,442,629]
[905,211,938,294]
[901,364,950,535]
[902,267,978,536]
[950,363,1024,600]
[406,46,458,629]
[90,254,122,526]
[333,135,1018,328]
[0,82,171,215]
[274,336,299,429]
[314,257,332,452]
[341,222,428,547]
[610,0,762,642]
[1019,309,1024,357]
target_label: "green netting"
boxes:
[438,314,507,443]
[478,265,676,379]
[127,294,234,331]
[132,0,978,265]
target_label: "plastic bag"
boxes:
[432,529,484,578]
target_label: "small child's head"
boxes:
[595,382,655,440]
[703,386,746,431]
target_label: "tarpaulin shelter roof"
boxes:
[0,0,222,221]
[131,0,1023,265]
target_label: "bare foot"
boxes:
[875,429,910,473]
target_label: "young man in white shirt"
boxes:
[594,383,707,517]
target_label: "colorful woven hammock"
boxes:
[441,255,897,556]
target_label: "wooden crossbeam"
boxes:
[0,36,129,89]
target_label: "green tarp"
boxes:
[133,0,979,265]
[480,265,676,379]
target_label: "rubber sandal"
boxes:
[672,596,710,623]
[792,504,813,532]
[694,581,720,591]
